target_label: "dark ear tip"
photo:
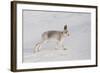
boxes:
[64,25,67,29]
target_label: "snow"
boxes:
[22,10,91,63]
[23,26,91,63]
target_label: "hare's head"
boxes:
[63,25,70,36]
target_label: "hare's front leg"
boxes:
[55,40,63,50]
[59,40,67,50]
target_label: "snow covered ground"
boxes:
[23,25,91,63]
[22,10,91,63]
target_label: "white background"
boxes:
[0,0,99,73]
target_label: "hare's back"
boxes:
[42,31,62,40]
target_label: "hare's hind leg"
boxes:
[33,40,42,53]
[33,39,47,53]
[37,40,48,51]
[33,43,40,53]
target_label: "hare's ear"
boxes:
[64,25,67,30]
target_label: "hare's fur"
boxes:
[33,25,69,53]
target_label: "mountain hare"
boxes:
[33,24,70,53]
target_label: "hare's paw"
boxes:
[63,48,67,50]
